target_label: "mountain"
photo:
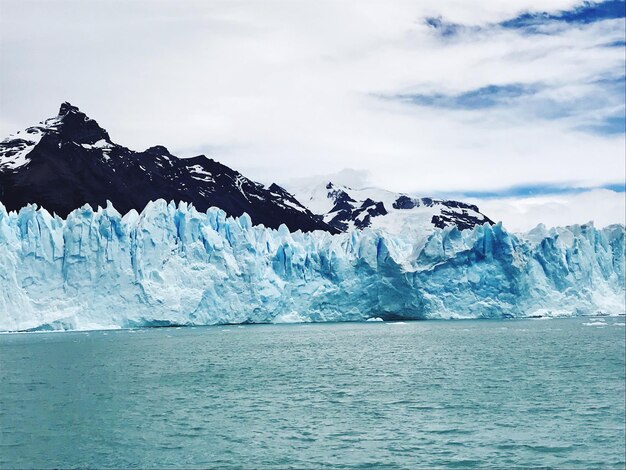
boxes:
[290,181,494,234]
[1,201,623,331]
[0,103,336,233]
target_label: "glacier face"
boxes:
[0,200,624,332]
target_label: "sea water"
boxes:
[1,318,624,468]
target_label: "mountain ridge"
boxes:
[0,103,336,233]
[1,103,495,235]
[290,181,494,235]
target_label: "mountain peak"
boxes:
[144,145,172,156]
[0,104,337,233]
[58,102,80,117]
[50,102,111,144]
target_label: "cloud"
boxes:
[0,0,624,199]
[285,168,373,190]
[468,188,625,231]
[386,73,624,136]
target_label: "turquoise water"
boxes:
[1,318,624,469]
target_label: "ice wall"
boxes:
[0,200,623,331]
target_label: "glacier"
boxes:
[0,200,624,332]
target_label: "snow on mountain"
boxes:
[0,103,335,233]
[0,115,61,170]
[290,181,494,235]
[0,200,622,332]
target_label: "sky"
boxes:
[0,0,624,230]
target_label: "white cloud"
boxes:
[468,189,626,232]
[286,168,373,191]
[0,0,624,198]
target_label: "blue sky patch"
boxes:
[424,17,462,37]
[425,1,625,37]
[501,0,625,32]
[438,182,626,199]
[394,84,538,110]
[579,115,625,135]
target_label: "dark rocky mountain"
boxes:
[0,103,337,233]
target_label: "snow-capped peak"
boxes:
[0,103,335,233]
[289,180,494,235]
[0,102,114,171]
[58,101,79,116]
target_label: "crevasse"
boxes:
[0,200,623,331]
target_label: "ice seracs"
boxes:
[0,200,623,332]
